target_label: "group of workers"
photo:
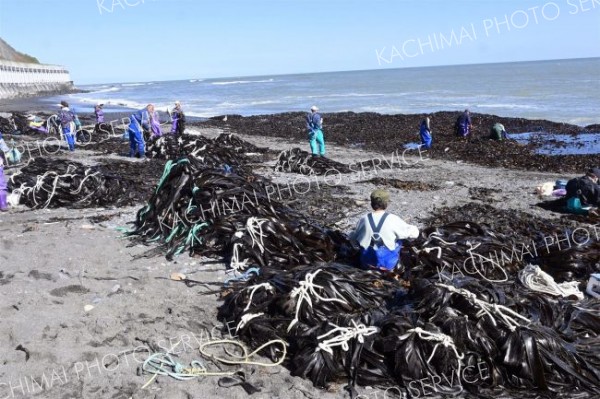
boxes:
[51,101,186,156]
[126,102,186,159]
[305,107,509,157]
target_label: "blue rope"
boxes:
[224,267,260,286]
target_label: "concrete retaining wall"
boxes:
[0,60,74,99]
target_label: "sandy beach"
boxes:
[0,106,598,399]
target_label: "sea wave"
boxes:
[211,78,275,85]
[92,87,121,93]
[476,103,539,110]
[121,82,152,87]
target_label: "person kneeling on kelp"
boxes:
[565,168,600,216]
[128,104,153,159]
[350,190,419,271]
[490,122,508,140]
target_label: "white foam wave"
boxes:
[121,82,150,87]
[476,103,538,110]
[92,87,120,93]
[305,93,388,99]
[211,78,275,85]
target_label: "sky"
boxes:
[0,0,598,84]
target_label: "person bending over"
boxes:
[306,105,325,156]
[455,109,472,137]
[350,190,419,271]
[128,104,153,158]
[565,168,600,215]
[490,122,508,140]
[420,115,432,149]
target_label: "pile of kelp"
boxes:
[274,148,352,175]
[126,156,351,263]
[220,261,599,397]
[218,205,600,397]
[8,158,163,208]
[419,203,600,282]
[274,147,420,176]
[145,133,269,168]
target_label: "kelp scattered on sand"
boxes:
[201,111,598,173]
[8,158,163,208]
[362,177,440,191]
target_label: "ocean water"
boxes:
[47,58,600,126]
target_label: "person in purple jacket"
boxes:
[58,101,77,151]
[170,101,186,135]
[455,109,472,137]
[0,157,8,211]
[94,103,104,124]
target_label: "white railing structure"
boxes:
[0,60,74,99]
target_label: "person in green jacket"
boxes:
[490,123,508,140]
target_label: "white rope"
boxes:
[436,283,530,331]
[246,217,268,254]
[316,320,379,355]
[69,171,100,194]
[400,327,464,376]
[229,242,249,272]
[429,233,457,246]
[463,242,509,283]
[288,269,348,331]
[236,312,264,332]
[243,283,274,312]
[424,246,443,258]
[519,264,583,300]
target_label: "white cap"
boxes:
[175,100,181,106]
[310,105,319,112]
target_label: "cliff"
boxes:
[0,38,75,100]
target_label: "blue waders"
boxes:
[359,212,402,271]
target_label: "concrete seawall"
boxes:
[0,60,75,100]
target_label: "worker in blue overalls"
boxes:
[350,190,419,271]
[306,105,325,156]
[58,101,77,152]
[419,115,432,149]
[128,104,153,158]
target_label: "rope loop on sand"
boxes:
[199,339,287,367]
